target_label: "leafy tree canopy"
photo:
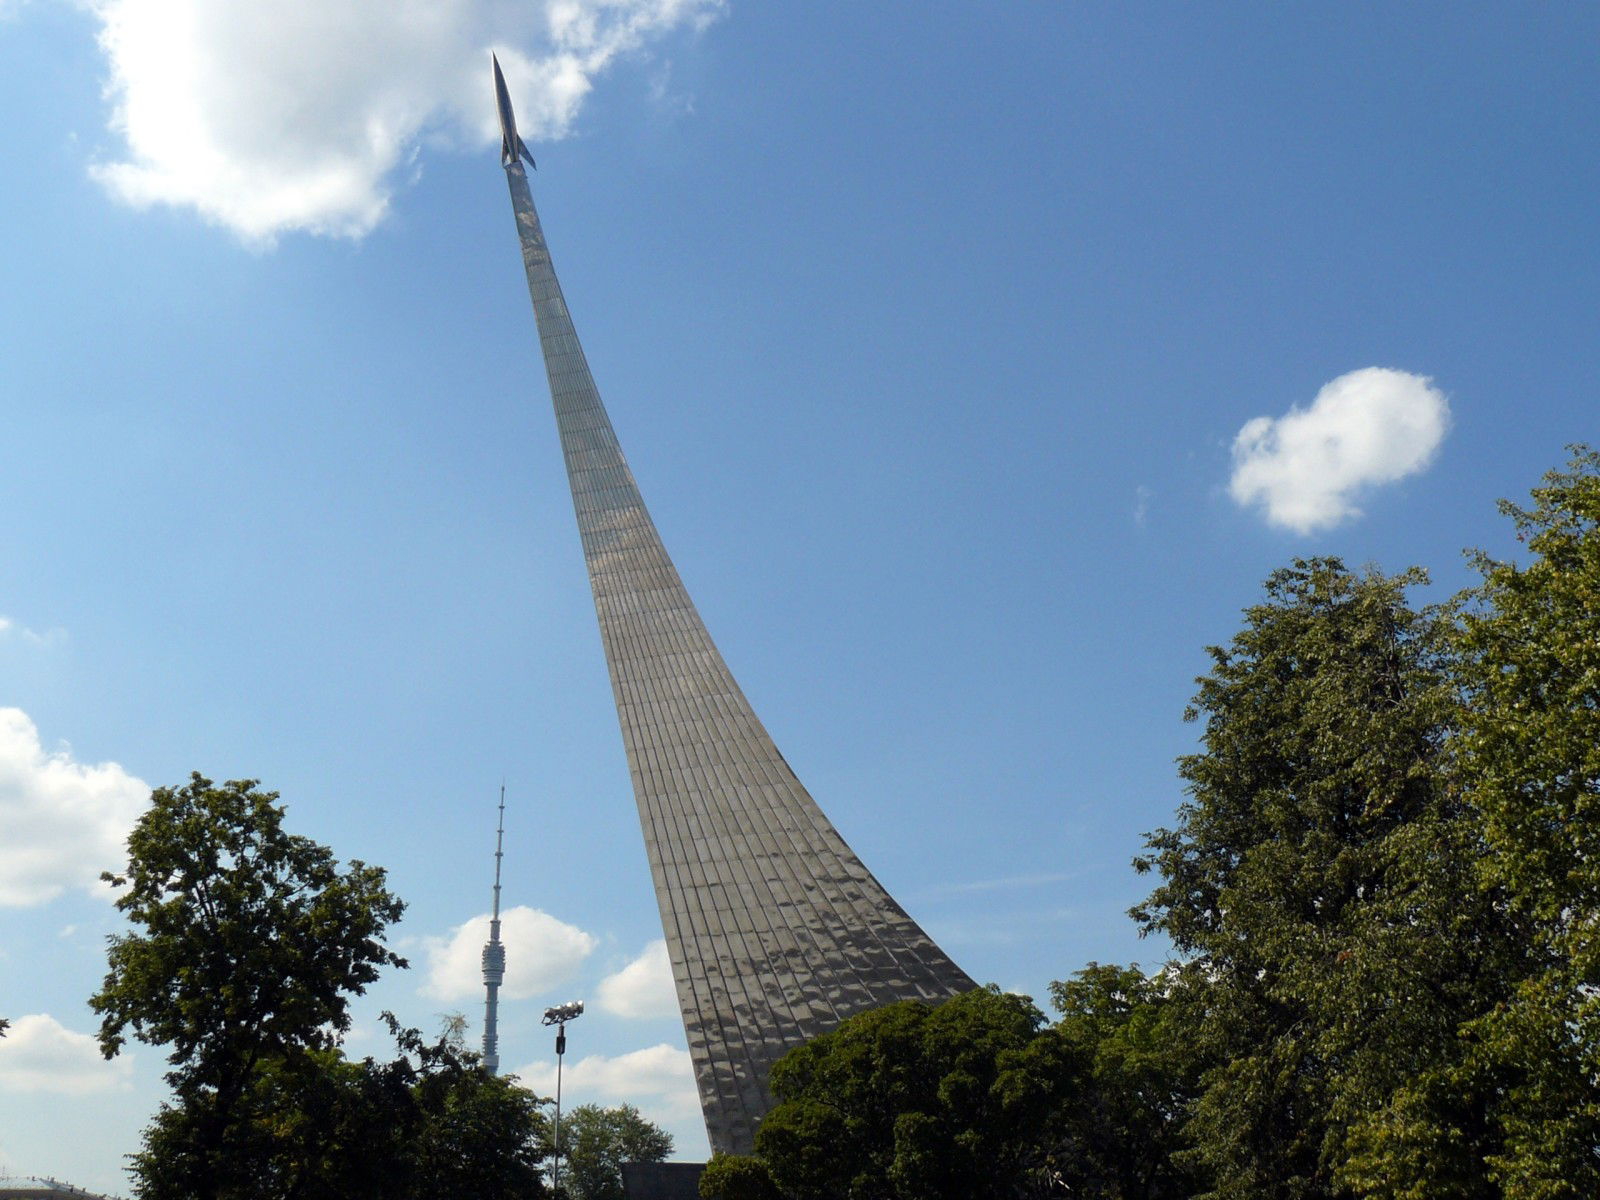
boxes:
[699,1152,781,1200]
[1134,558,1521,1198]
[1046,963,1207,1199]
[557,1102,673,1200]
[92,774,405,1082]
[128,1017,549,1200]
[755,988,1063,1200]
[1456,447,1600,1197]
[91,774,408,1200]
[394,1016,551,1200]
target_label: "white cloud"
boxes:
[513,1042,698,1121]
[1228,367,1450,533]
[1132,485,1153,527]
[0,709,146,907]
[88,0,725,242]
[0,1015,133,1095]
[421,904,597,1002]
[596,939,677,1020]
[0,616,63,648]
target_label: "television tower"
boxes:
[480,785,508,1074]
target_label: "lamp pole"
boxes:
[543,1000,584,1196]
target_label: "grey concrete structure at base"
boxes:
[503,160,975,1155]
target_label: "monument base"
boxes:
[620,1160,706,1200]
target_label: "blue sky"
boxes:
[1,2,1596,1191]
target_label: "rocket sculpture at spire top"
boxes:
[492,54,537,170]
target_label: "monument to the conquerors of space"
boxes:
[493,58,974,1154]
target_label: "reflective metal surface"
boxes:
[504,162,975,1154]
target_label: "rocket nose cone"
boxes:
[493,55,514,124]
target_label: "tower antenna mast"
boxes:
[481,784,508,1074]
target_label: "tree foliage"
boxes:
[742,977,1207,1199]
[755,988,1065,1200]
[558,1102,673,1200]
[1454,447,1600,1197]
[1134,558,1523,1198]
[699,1153,781,1200]
[91,774,405,1080]
[128,1049,413,1200]
[1045,963,1207,1199]
[127,1019,549,1200]
[396,1016,552,1199]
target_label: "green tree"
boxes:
[1454,447,1600,1197]
[558,1103,673,1200]
[755,988,1062,1200]
[127,1013,550,1199]
[128,1049,416,1200]
[1134,559,1519,1198]
[1046,963,1207,1199]
[91,774,407,1200]
[699,1153,781,1200]
[398,1017,551,1200]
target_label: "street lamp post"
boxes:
[543,1000,584,1196]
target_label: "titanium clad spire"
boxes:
[496,76,975,1155]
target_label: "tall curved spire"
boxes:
[496,72,974,1154]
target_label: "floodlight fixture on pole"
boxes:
[543,1000,584,1195]
[543,1001,584,1025]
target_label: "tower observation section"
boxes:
[497,98,975,1153]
